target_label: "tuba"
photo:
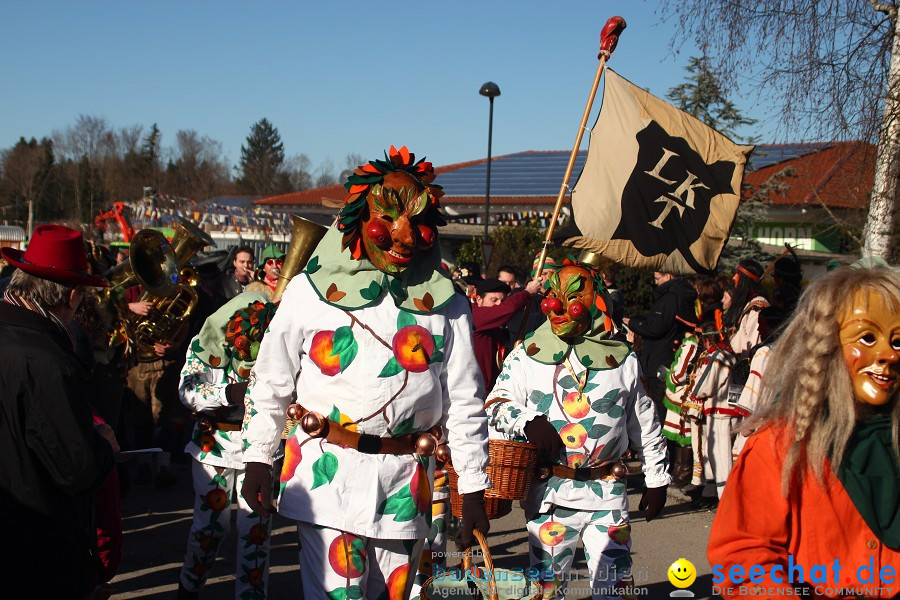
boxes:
[132,218,216,361]
[272,215,328,302]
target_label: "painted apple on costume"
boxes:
[838,290,900,406]
[361,171,435,275]
[545,265,596,338]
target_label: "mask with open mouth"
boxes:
[838,290,900,406]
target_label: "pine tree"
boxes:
[238,118,285,195]
[667,56,757,143]
[140,123,161,189]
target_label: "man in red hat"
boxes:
[0,224,116,598]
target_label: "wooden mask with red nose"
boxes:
[361,171,437,275]
[541,265,596,338]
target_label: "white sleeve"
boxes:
[241,278,305,464]
[178,340,229,412]
[485,345,544,439]
[441,293,491,494]
[624,357,671,488]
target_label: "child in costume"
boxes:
[177,291,276,600]
[708,266,900,598]
[240,147,491,600]
[487,259,669,599]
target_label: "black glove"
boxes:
[225,381,249,405]
[638,485,667,522]
[456,490,490,550]
[524,416,563,463]
[241,462,275,516]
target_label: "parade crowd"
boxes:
[1,146,898,600]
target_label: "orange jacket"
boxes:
[708,427,899,599]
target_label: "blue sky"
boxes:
[0,1,774,174]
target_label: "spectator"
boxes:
[601,265,625,329]
[0,225,116,598]
[214,245,254,304]
[624,272,698,418]
[497,264,522,290]
[472,276,543,392]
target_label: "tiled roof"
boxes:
[255,144,875,209]
[743,141,874,208]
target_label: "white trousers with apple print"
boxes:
[526,505,633,600]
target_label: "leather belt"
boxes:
[540,460,627,481]
[292,404,440,456]
[195,415,242,433]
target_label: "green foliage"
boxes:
[452,225,545,276]
[238,118,286,195]
[667,56,757,143]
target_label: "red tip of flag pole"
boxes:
[599,16,627,60]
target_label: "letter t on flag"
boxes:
[564,69,754,274]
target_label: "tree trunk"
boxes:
[863,9,900,259]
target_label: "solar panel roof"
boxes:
[436,145,828,197]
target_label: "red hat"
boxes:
[1,224,108,287]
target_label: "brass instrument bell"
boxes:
[273,215,328,302]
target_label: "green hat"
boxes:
[257,245,285,268]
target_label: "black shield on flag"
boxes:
[610,121,737,272]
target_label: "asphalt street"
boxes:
[110,461,718,600]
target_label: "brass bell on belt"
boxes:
[301,411,327,437]
[434,443,450,463]
[198,417,213,433]
[415,433,437,457]
[611,462,628,480]
[286,403,304,421]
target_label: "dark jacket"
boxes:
[628,277,698,380]
[472,291,532,393]
[0,301,114,597]
[213,270,246,306]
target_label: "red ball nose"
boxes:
[417,224,435,247]
[366,221,392,249]
[541,297,563,314]
[568,301,585,319]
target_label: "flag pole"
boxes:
[516,16,626,344]
[533,17,626,278]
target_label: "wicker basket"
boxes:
[484,439,538,500]
[422,530,542,600]
[444,463,512,520]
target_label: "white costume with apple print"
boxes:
[242,267,489,599]
[487,346,669,599]
[179,336,273,599]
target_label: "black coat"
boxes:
[0,301,114,597]
[628,277,698,379]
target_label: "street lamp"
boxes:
[479,81,500,244]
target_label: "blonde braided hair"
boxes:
[748,266,900,494]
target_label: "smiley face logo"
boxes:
[667,558,696,588]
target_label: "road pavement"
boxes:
[110,462,719,599]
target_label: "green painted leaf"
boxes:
[378,356,404,377]
[607,405,625,419]
[433,334,444,350]
[305,255,321,274]
[389,277,408,301]
[397,312,417,329]
[588,423,612,439]
[328,405,341,422]
[359,280,382,300]
[347,586,363,599]
[552,351,565,362]
[547,477,564,492]
[554,507,578,519]
[378,486,418,522]
[339,342,358,372]
[550,419,567,431]
[582,382,599,393]
[581,355,594,367]
[610,481,625,496]
[391,416,416,437]
[331,326,355,356]
[595,523,609,532]
[571,480,586,489]
[558,375,577,389]
[428,350,444,364]
[564,273,583,296]
[219,431,231,441]
[326,589,347,600]
[591,389,621,414]
[535,393,553,413]
[191,338,204,353]
[589,481,604,498]
[592,509,611,519]
[563,525,579,541]
[530,513,551,524]
[311,452,338,489]
[548,270,560,292]
[553,547,574,565]
[580,416,596,431]
[531,544,552,562]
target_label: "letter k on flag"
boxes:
[564,69,754,274]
